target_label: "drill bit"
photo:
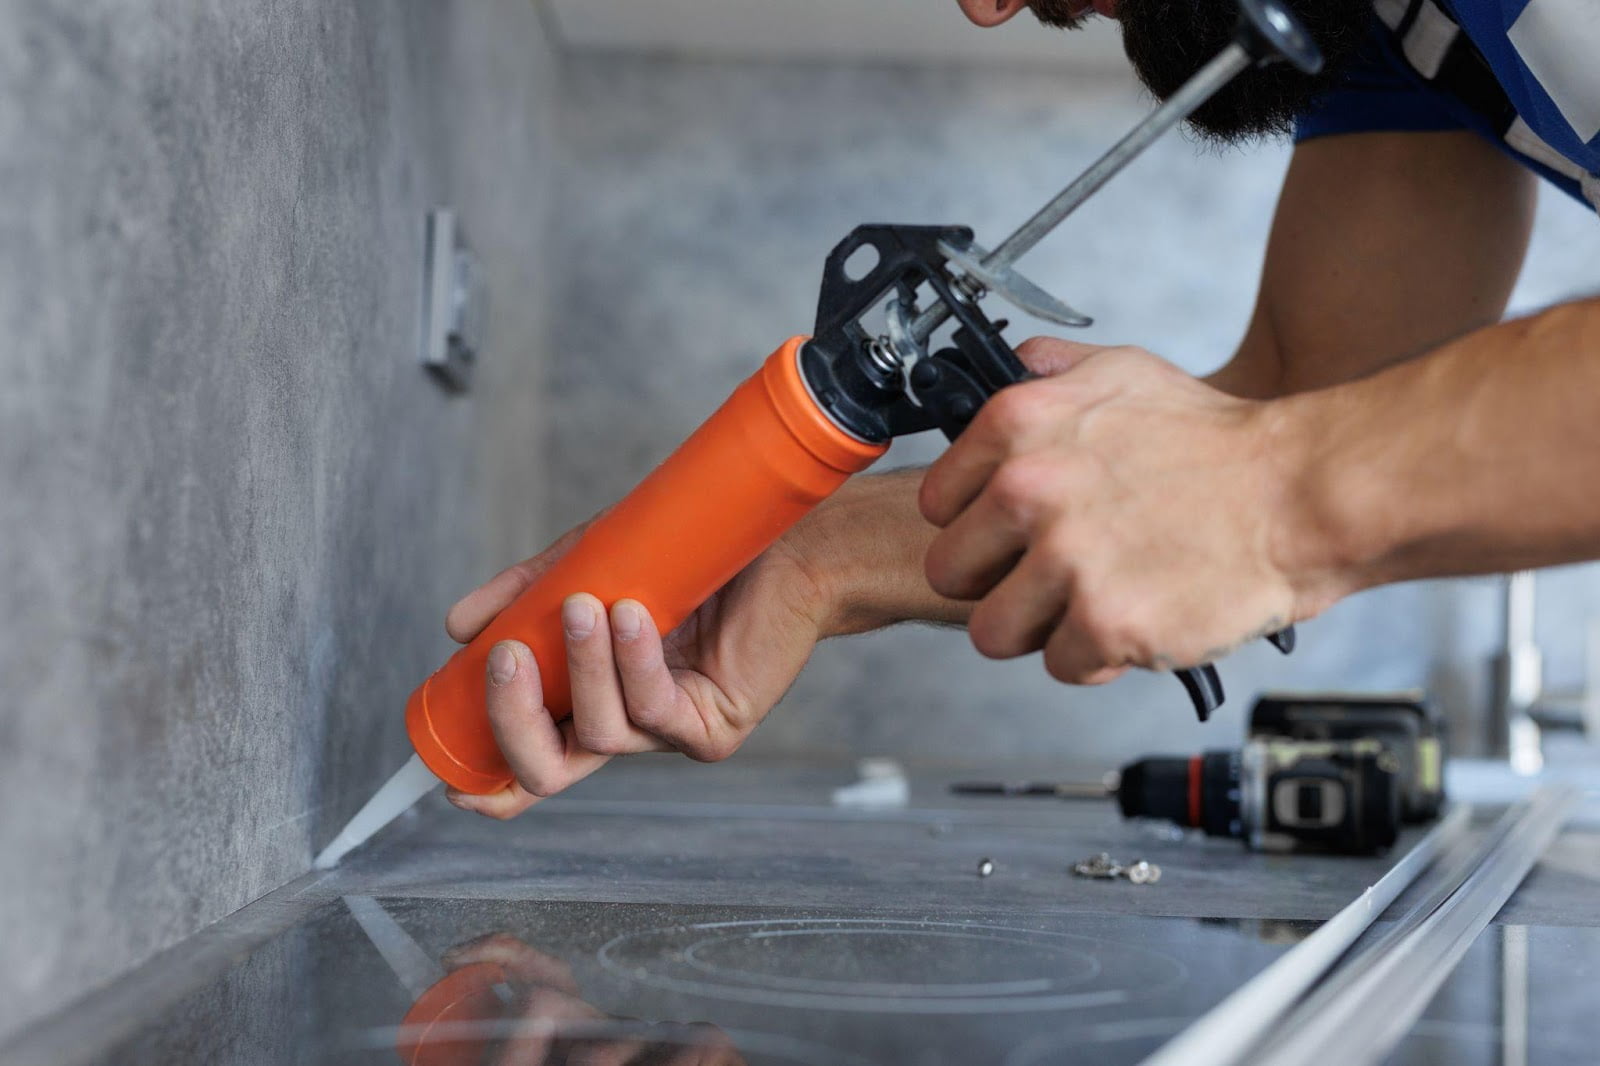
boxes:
[950,772,1119,799]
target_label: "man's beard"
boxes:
[1028,0,1372,143]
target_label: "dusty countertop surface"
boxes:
[11,756,1600,1066]
[311,755,1600,926]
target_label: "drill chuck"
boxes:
[1118,752,1243,838]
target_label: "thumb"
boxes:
[1014,336,1108,377]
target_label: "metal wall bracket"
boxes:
[420,208,485,393]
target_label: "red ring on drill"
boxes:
[1187,754,1204,828]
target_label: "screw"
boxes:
[977,858,995,878]
[1072,853,1162,884]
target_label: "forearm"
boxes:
[1278,298,1600,603]
[788,468,971,637]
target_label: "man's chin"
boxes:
[1028,0,1099,29]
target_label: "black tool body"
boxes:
[800,224,1294,720]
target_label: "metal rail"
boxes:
[1138,805,1473,1066]
[1252,785,1579,1066]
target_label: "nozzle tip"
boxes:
[312,835,353,870]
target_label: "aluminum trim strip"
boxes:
[1138,804,1472,1066]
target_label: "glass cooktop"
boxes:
[85,896,1600,1065]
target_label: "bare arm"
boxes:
[819,129,1539,631]
[908,130,1599,677]
[1280,296,1600,600]
[446,127,1554,813]
[1212,130,1536,397]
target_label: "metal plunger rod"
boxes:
[990,42,1253,269]
[911,40,1254,343]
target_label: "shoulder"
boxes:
[1295,14,1475,145]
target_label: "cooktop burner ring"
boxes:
[680,926,1102,997]
[598,918,1187,1015]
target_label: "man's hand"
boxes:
[441,520,835,820]
[440,933,745,1064]
[919,337,1319,685]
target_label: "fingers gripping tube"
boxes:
[406,339,886,795]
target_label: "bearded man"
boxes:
[445,0,1600,818]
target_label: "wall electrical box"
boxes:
[420,207,485,393]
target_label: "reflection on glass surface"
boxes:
[393,931,747,1066]
[67,898,1600,1066]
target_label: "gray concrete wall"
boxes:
[0,0,555,1039]
[544,55,1600,768]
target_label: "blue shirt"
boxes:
[1297,0,1600,208]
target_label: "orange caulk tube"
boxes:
[406,337,888,794]
[398,962,509,1066]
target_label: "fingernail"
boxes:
[488,642,518,685]
[612,600,642,642]
[562,595,596,639]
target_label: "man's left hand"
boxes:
[918,337,1316,684]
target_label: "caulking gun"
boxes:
[315,0,1322,867]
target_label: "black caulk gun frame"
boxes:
[800,225,1294,722]
[792,0,1317,720]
